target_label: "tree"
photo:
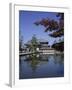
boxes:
[34,13,64,51]
[31,35,38,52]
[19,31,24,52]
[28,35,38,52]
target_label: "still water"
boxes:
[19,54,64,79]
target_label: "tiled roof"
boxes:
[26,38,48,45]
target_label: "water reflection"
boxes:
[19,54,64,79]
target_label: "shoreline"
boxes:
[19,51,64,56]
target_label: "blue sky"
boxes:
[19,10,60,45]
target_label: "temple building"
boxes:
[24,39,55,53]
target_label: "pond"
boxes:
[19,54,64,79]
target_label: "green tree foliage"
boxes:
[29,35,38,52]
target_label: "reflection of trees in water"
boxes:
[19,56,23,78]
[29,54,39,73]
[39,54,49,61]
[41,54,64,65]
[20,54,64,75]
[24,54,49,73]
[53,54,64,64]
